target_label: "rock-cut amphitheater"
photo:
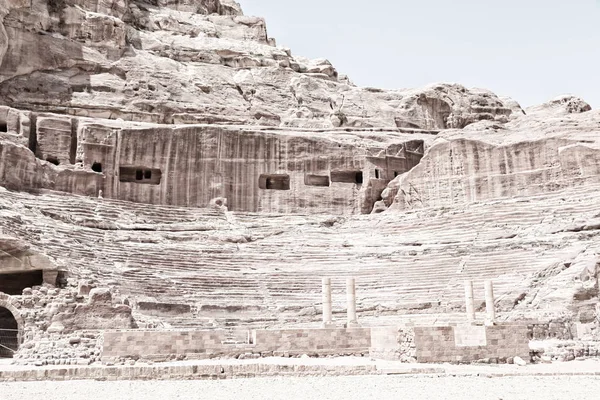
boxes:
[0,0,599,370]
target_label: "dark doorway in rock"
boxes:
[259,174,290,190]
[0,307,18,358]
[92,162,103,173]
[0,123,7,133]
[119,166,162,185]
[0,270,43,295]
[331,170,363,185]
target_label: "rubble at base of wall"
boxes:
[527,321,576,340]
[368,349,416,363]
[7,280,134,366]
[530,340,600,362]
[368,326,416,361]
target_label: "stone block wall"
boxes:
[252,328,371,355]
[414,324,530,363]
[102,330,232,359]
[102,324,531,364]
[102,328,372,361]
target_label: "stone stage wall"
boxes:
[414,324,530,363]
[102,324,530,364]
[102,328,372,361]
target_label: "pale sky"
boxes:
[240,0,599,109]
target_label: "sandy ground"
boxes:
[2,357,600,400]
[1,375,600,400]
[3,356,600,375]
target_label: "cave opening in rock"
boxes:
[119,166,162,185]
[0,270,44,295]
[46,156,60,166]
[375,169,381,179]
[331,170,363,185]
[0,307,18,358]
[0,122,7,133]
[304,174,330,187]
[91,162,103,173]
[259,174,290,190]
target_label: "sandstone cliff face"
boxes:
[387,107,600,211]
[0,0,532,213]
[0,102,430,214]
[0,0,515,130]
[0,0,526,214]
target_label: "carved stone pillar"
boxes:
[322,277,332,327]
[485,280,496,324]
[346,277,358,326]
[464,280,475,322]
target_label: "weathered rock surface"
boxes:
[0,180,598,333]
[0,0,515,129]
[388,108,600,211]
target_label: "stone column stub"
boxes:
[322,277,333,328]
[464,280,476,323]
[346,277,359,327]
[484,280,496,325]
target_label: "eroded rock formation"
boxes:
[0,0,515,129]
[388,108,600,211]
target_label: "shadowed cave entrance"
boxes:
[259,174,290,190]
[0,270,43,295]
[0,307,18,358]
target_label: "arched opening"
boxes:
[0,306,19,358]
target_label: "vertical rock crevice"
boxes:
[28,113,37,155]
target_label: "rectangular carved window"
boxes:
[259,174,290,190]
[119,166,162,185]
[330,170,363,184]
[304,174,330,187]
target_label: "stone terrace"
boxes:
[1,183,599,329]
